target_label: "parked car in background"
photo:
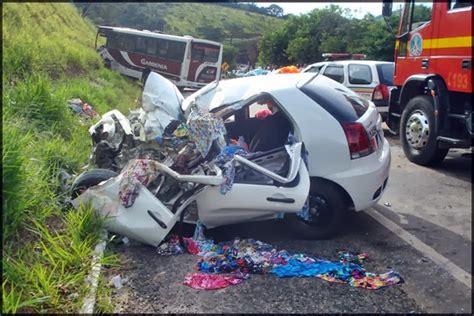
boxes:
[233,69,246,77]
[303,61,395,121]
[244,68,270,76]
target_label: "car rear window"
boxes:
[376,64,394,86]
[299,75,370,122]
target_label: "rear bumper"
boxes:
[325,137,391,211]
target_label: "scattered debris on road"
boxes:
[156,224,403,291]
[384,202,392,207]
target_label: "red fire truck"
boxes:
[382,0,472,166]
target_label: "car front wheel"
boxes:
[288,179,346,239]
[70,169,118,199]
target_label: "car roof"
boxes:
[324,60,394,66]
[182,73,316,112]
[306,60,393,67]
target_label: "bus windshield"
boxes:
[192,43,220,63]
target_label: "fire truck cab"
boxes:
[383,0,472,166]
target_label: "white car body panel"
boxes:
[185,73,391,212]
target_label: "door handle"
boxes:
[421,59,429,69]
[147,210,168,229]
[266,197,295,203]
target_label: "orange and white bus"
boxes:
[95,26,223,89]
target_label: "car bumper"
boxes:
[325,137,391,211]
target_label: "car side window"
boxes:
[307,65,322,74]
[323,66,344,83]
[348,64,372,85]
[248,101,271,118]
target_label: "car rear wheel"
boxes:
[71,169,118,199]
[400,96,448,166]
[288,179,346,239]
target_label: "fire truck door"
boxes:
[395,1,434,83]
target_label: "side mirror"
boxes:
[382,0,393,17]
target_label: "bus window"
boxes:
[168,41,186,61]
[145,38,157,55]
[136,36,147,54]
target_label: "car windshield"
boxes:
[376,64,394,86]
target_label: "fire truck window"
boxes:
[323,66,344,83]
[448,0,471,10]
[348,64,372,85]
[410,1,432,31]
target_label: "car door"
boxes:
[196,141,310,228]
[346,63,374,100]
[196,94,310,228]
[394,1,434,85]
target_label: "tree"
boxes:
[266,4,284,18]
[223,44,239,68]
[196,25,226,42]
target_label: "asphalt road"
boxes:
[104,128,472,314]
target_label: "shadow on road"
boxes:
[383,127,472,183]
[373,204,472,274]
[433,150,472,183]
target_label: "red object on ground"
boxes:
[183,273,245,290]
[255,109,272,120]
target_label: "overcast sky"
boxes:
[266,2,393,18]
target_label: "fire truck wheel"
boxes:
[400,95,448,166]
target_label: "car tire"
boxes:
[71,169,118,199]
[400,95,448,166]
[288,179,346,240]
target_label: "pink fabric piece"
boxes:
[183,273,245,290]
[255,109,272,120]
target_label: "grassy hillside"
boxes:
[162,3,280,38]
[78,2,281,39]
[2,3,142,313]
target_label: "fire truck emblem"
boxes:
[409,33,423,57]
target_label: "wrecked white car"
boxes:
[72,72,390,247]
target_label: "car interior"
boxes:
[216,94,299,186]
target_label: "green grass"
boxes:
[2,2,141,313]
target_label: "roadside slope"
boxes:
[2,3,141,313]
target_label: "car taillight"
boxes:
[341,122,375,159]
[372,84,389,101]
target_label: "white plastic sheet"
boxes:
[141,72,184,141]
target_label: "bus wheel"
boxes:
[141,69,151,85]
[400,96,448,166]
